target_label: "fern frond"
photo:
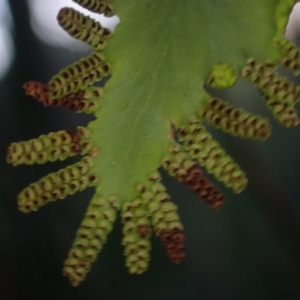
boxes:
[7,0,300,286]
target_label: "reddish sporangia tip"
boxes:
[23,81,50,104]
[159,228,185,264]
[182,166,224,209]
[23,80,98,113]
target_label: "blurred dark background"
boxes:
[1,1,300,299]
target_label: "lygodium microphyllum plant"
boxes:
[6,0,300,286]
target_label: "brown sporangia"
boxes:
[182,165,225,209]
[138,225,150,238]
[159,228,185,264]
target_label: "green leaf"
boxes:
[91,0,291,198]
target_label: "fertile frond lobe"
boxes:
[199,97,272,140]
[17,156,97,213]
[64,193,118,286]
[6,127,93,166]
[176,115,248,194]
[242,59,300,127]
[48,51,110,98]
[57,7,111,49]
[6,0,300,287]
